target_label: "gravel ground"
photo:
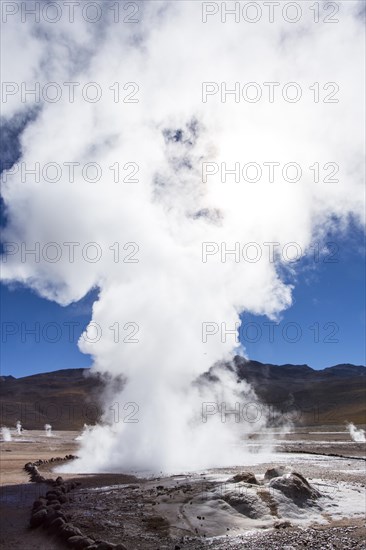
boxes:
[1,429,365,549]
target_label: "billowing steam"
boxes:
[75,424,93,441]
[347,423,366,443]
[1,2,364,472]
[44,424,53,437]
[15,421,22,435]
[1,427,12,442]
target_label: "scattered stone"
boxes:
[49,517,66,533]
[67,535,95,548]
[44,510,68,528]
[231,472,258,484]
[95,541,117,549]
[264,466,286,480]
[274,520,292,529]
[32,499,46,511]
[48,502,62,510]
[30,508,48,528]
[59,523,83,540]
[269,472,321,503]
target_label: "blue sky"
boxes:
[0,30,364,378]
[241,223,365,369]
[1,224,365,377]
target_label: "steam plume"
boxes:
[1,427,12,442]
[44,424,53,437]
[347,423,366,443]
[1,1,364,472]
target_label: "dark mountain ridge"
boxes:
[1,359,365,429]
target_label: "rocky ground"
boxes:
[0,428,365,549]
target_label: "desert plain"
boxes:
[0,426,365,549]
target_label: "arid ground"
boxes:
[0,427,365,549]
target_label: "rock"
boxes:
[274,520,292,529]
[231,472,258,484]
[49,517,66,533]
[48,499,61,506]
[48,502,62,510]
[44,510,67,528]
[264,466,286,480]
[95,542,117,549]
[269,472,321,503]
[60,523,83,540]
[32,499,46,511]
[46,491,61,500]
[67,536,95,548]
[30,508,48,528]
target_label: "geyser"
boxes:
[15,421,22,435]
[347,423,366,443]
[44,424,53,437]
[1,427,12,442]
[1,1,364,473]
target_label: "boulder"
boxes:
[269,472,321,503]
[30,508,48,528]
[95,542,117,549]
[264,466,286,480]
[274,520,292,529]
[49,517,66,533]
[231,472,258,484]
[32,499,46,511]
[44,510,67,528]
[67,536,95,548]
[59,523,83,540]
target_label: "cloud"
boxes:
[1,0,364,472]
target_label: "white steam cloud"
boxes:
[1,427,12,442]
[1,1,365,472]
[347,423,366,443]
[44,423,53,437]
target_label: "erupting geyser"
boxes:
[15,421,22,435]
[1,427,12,442]
[44,424,53,437]
[1,2,364,473]
[347,423,366,443]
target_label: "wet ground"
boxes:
[0,426,365,549]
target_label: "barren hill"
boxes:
[0,359,365,430]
